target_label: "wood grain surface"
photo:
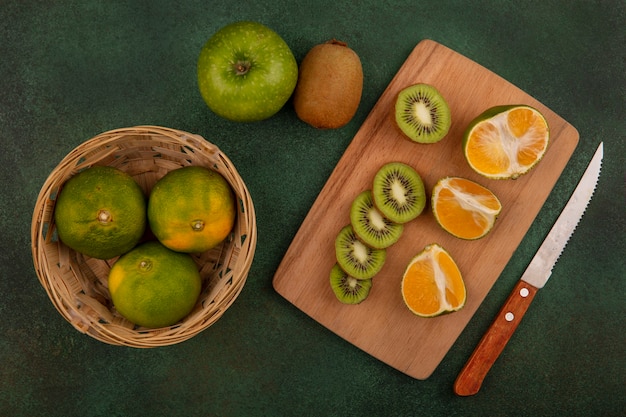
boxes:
[272,39,579,380]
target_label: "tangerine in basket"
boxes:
[431,177,502,240]
[108,241,202,328]
[401,243,466,317]
[463,105,549,179]
[54,166,146,260]
[148,166,236,253]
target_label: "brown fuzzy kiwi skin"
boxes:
[293,40,363,129]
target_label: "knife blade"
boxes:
[453,142,604,396]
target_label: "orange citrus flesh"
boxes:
[401,243,466,317]
[148,166,236,253]
[108,241,202,328]
[464,105,549,179]
[54,166,146,260]
[432,177,502,240]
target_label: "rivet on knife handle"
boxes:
[453,280,538,396]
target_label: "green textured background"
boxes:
[1,1,624,416]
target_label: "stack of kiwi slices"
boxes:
[394,83,451,144]
[330,162,426,304]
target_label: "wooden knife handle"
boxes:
[454,280,538,396]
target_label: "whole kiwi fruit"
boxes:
[293,39,363,129]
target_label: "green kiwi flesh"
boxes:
[334,224,386,280]
[350,190,403,249]
[395,83,451,143]
[329,263,372,304]
[372,162,426,224]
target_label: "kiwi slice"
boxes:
[329,263,372,304]
[394,83,451,143]
[335,224,386,280]
[372,162,426,224]
[350,190,403,249]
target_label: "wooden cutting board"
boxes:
[272,39,579,380]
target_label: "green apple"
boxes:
[197,21,298,122]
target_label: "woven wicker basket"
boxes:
[31,126,257,347]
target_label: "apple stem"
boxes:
[234,61,251,76]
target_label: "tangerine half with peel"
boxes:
[432,177,502,240]
[401,243,466,317]
[463,105,549,179]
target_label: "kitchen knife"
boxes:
[453,142,604,396]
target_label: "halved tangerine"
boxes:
[401,243,466,317]
[432,177,502,240]
[463,105,549,179]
